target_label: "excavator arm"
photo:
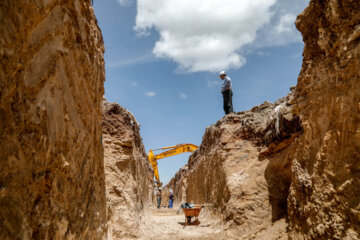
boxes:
[148,143,198,186]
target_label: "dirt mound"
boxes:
[102,99,154,239]
[0,1,106,239]
[288,0,360,239]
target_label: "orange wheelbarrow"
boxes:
[183,206,202,226]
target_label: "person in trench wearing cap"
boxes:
[219,71,233,115]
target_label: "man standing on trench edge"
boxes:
[219,71,233,115]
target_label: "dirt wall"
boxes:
[185,92,302,239]
[102,100,154,239]
[163,165,188,205]
[288,1,360,239]
[0,0,106,239]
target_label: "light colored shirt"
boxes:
[221,76,232,93]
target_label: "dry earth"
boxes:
[139,206,223,240]
[138,206,288,240]
[288,1,360,238]
[0,1,106,239]
[102,100,154,239]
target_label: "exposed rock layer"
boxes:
[102,100,153,239]
[288,1,360,239]
[0,0,106,239]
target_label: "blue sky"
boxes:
[93,0,309,185]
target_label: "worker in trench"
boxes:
[156,188,162,209]
[219,71,234,115]
[168,189,174,208]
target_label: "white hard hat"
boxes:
[219,70,226,76]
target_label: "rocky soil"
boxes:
[102,100,153,239]
[288,1,360,239]
[0,0,106,239]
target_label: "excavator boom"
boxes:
[148,143,198,186]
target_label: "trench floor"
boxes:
[139,206,223,240]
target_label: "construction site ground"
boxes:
[139,206,223,240]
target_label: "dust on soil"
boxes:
[139,206,223,240]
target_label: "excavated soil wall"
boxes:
[186,92,302,239]
[288,1,360,239]
[163,165,188,205]
[102,100,153,239]
[0,0,106,239]
[167,92,302,239]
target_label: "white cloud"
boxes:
[108,54,153,68]
[135,0,276,73]
[117,0,132,6]
[134,0,309,73]
[145,91,156,97]
[275,13,296,34]
[254,0,309,47]
[179,92,187,100]
[131,82,138,86]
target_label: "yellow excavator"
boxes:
[148,143,198,187]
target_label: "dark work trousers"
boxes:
[157,197,161,209]
[222,89,233,115]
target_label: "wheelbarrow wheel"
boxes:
[186,216,192,225]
